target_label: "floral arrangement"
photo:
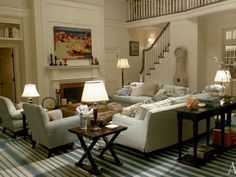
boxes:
[75,104,93,117]
[204,84,224,96]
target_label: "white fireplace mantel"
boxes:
[46,65,99,81]
[46,65,99,93]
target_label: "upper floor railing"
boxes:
[127,0,226,22]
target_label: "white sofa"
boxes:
[112,82,190,106]
[112,96,214,154]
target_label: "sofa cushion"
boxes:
[131,83,159,97]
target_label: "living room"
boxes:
[1,0,236,176]
[0,0,235,102]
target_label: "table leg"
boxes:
[177,114,183,159]
[220,113,225,151]
[98,131,122,165]
[226,111,232,127]
[206,117,210,146]
[193,120,198,161]
[22,112,27,140]
[76,135,101,175]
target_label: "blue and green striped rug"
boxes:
[0,130,235,177]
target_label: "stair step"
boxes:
[158,55,164,58]
[150,67,155,70]
[146,73,151,75]
[154,62,160,64]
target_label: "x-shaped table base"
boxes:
[76,131,122,175]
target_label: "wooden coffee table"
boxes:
[68,125,127,175]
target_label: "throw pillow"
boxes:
[48,112,60,121]
[130,87,143,96]
[121,103,142,117]
[130,82,144,88]
[117,86,132,96]
[162,84,188,96]
[152,88,168,102]
[134,104,157,120]
[130,83,159,97]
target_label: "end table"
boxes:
[68,125,127,175]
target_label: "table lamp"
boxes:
[21,84,40,103]
[117,58,130,87]
[214,69,231,95]
[81,80,109,131]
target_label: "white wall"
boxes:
[171,18,198,93]
[0,0,34,102]
[204,9,236,86]
[104,0,140,84]
[32,0,104,100]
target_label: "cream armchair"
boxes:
[0,96,23,138]
[22,103,80,157]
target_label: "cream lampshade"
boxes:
[214,70,231,96]
[21,84,40,103]
[214,70,231,83]
[81,80,109,131]
[117,58,130,87]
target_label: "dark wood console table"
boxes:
[176,101,236,167]
[68,125,127,175]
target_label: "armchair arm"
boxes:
[10,109,23,120]
[46,115,80,135]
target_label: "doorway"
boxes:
[0,48,16,102]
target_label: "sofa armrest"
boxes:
[144,102,186,122]
[112,113,148,152]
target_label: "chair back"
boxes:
[0,96,16,128]
[22,103,50,144]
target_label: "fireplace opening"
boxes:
[60,82,84,104]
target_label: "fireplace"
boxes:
[60,82,84,104]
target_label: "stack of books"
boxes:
[188,145,215,159]
[212,127,236,147]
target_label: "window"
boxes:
[223,28,236,78]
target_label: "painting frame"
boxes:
[54,26,92,59]
[129,41,139,56]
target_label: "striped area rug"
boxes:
[0,131,235,177]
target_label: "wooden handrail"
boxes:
[139,22,170,74]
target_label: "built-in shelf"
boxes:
[0,21,22,40]
[45,65,99,70]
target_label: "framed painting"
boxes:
[129,41,139,56]
[54,26,92,59]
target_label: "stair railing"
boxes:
[140,22,170,81]
[127,0,226,22]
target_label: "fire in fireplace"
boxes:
[59,82,84,103]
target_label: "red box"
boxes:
[212,129,232,148]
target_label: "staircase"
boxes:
[140,22,170,82]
